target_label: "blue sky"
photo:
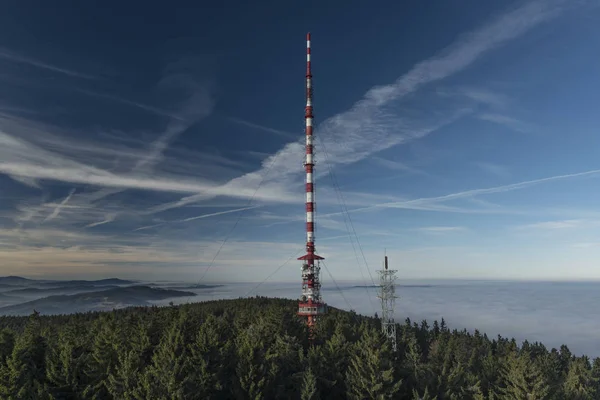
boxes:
[1,0,600,282]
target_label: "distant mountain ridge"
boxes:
[0,276,136,287]
[0,285,195,316]
[6,285,120,296]
[0,276,35,285]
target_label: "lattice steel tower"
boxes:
[377,255,398,352]
[298,32,327,340]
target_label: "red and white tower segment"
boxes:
[298,32,326,336]
[306,32,315,248]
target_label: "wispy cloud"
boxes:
[571,242,600,249]
[339,168,600,215]
[150,0,571,213]
[417,226,467,233]
[0,225,305,280]
[0,0,585,281]
[86,214,117,228]
[0,55,227,231]
[370,156,430,176]
[227,117,298,140]
[515,219,600,231]
[0,48,99,80]
[438,86,510,109]
[43,189,76,223]
[522,220,582,230]
[458,87,510,108]
[475,162,511,178]
[177,206,260,223]
[478,113,534,134]
[74,88,184,120]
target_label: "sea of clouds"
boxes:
[159,279,600,359]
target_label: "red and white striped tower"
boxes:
[298,32,327,339]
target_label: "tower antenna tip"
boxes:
[307,32,311,40]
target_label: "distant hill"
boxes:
[0,292,24,306]
[0,276,36,285]
[163,284,223,290]
[0,283,24,290]
[0,276,136,288]
[37,278,136,287]
[6,285,120,296]
[0,285,195,316]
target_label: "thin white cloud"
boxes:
[417,226,467,233]
[0,48,99,80]
[475,162,511,178]
[371,156,430,176]
[43,189,76,222]
[227,117,298,140]
[343,168,600,215]
[132,224,164,232]
[0,0,570,217]
[178,206,260,223]
[478,113,534,133]
[74,88,184,120]
[0,59,225,229]
[0,0,586,282]
[151,0,571,213]
[455,87,509,108]
[86,213,117,228]
[515,219,600,231]
[571,242,600,249]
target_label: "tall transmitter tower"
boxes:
[298,32,327,339]
[377,255,398,352]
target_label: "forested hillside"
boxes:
[0,297,598,399]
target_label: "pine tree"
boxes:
[412,386,438,400]
[185,314,233,399]
[591,358,600,396]
[139,316,190,400]
[311,326,351,398]
[563,357,598,399]
[345,324,402,399]
[234,321,271,400]
[398,327,428,395]
[0,329,16,398]
[301,367,320,400]
[265,333,303,398]
[0,328,15,364]
[499,351,551,399]
[106,320,151,399]
[45,322,90,399]
[5,311,50,399]
[83,316,123,399]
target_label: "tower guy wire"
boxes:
[181,130,288,306]
[194,142,284,286]
[316,134,377,315]
[244,248,304,298]
[321,260,353,311]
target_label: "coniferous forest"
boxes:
[0,297,598,399]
